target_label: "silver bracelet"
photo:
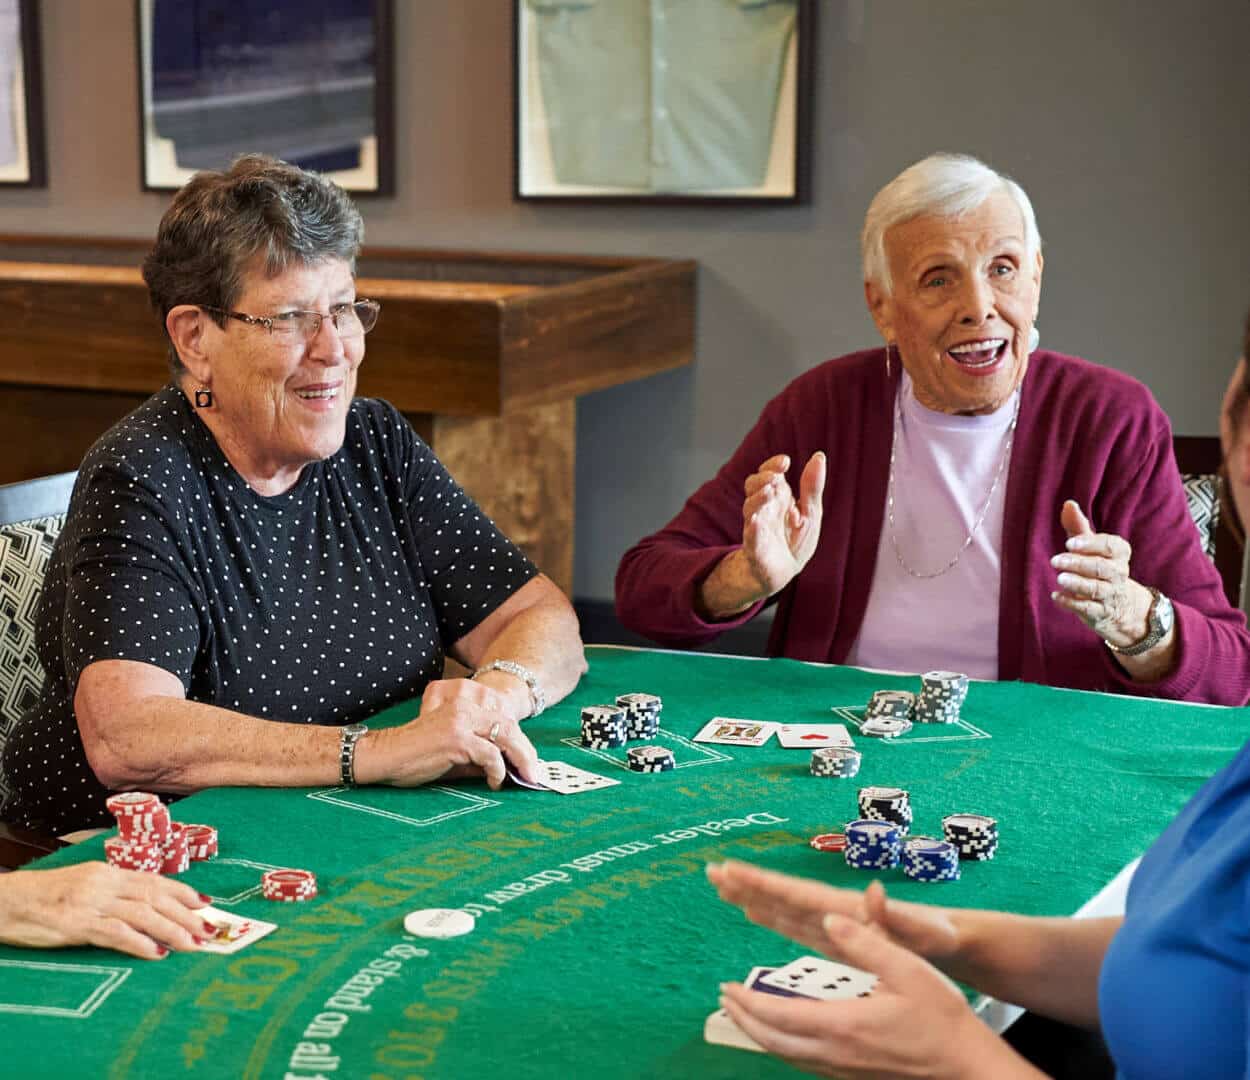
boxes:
[339,723,368,787]
[471,659,546,718]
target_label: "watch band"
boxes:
[1105,588,1172,657]
[472,659,546,718]
[339,723,368,787]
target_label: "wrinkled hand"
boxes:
[740,452,826,598]
[355,698,540,791]
[0,862,209,959]
[707,860,958,965]
[1050,501,1153,648]
[420,676,521,723]
[718,909,994,1079]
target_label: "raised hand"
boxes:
[707,860,958,963]
[739,452,826,594]
[1050,500,1154,649]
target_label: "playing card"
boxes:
[703,967,798,1055]
[776,723,854,749]
[197,905,278,955]
[693,718,777,747]
[533,759,620,795]
[743,966,805,998]
[703,1008,764,1053]
[503,756,550,790]
[757,955,877,1000]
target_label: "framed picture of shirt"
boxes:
[134,0,395,196]
[514,0,814,205]
[0,0,46,188]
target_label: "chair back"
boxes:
[1172,437,1244,612]
[0,471,75,811]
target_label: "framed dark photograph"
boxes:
[135,0,394,195]
[514,0,814,205]
[0,0,46,188]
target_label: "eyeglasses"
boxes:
[200,299,381,343]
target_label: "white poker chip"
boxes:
[403,908,476,939]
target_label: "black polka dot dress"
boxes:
[1,386,538,834]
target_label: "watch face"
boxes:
[1155,595,1174,634]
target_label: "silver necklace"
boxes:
[886,388,1020,580]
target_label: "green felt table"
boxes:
[2,645,1248,1079]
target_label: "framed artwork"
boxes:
[0,0,46,188]
[513,0,814,205]
[135,0,395,195]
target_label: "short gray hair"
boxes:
[142,154,365,373]
[861,153,1041,294]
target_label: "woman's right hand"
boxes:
[739,452,827,598]
[0,862,209,959]
[353,701,541,791]
[707,859,960,964]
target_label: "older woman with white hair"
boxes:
[616,152,1250,704]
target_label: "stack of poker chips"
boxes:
[104,792,219,875]
[843,819,902,870]
[182,824,219,861]
[915,671,970,724]
[858,786,913,835]
[261,868,318,902]
[580,705,628,748]
[809,746,862,778]
[627,745,675,772]
[942,813,999,860]
[616,692,662,740]
[861,690,914,737]
[104,792,175,874]
[161,823,191,874]
[901,837,961,882]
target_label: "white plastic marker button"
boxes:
[403,908,476,939]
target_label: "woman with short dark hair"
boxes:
[1,155,586,836]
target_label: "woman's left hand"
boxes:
[719,913,1011,1079]
[420,675,525,724]
[1049,500,1154,649]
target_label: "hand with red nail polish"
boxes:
[0,861,210,959]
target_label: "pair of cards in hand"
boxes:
[504,758,620,795]
[693,719,853,749]
[704,955,878,1054]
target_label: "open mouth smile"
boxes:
[947,338,1007,374]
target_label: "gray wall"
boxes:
[4,1,1247,602]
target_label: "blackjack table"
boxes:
[2,644,1246,1078]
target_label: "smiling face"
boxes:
[190,257,363,494]
[865,190,1043,415]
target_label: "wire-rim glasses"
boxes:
[200,299,381,343]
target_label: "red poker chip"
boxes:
[809,832,847,852]
[107,791,163,815]
[182,824,218,861]
[160,825,190,875]
[261,868,318,901]
[104,836,165,872]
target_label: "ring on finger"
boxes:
[488,721,501,744]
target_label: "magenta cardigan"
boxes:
[615,349,1250,705]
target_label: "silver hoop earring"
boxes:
[1028,326,1040,353]
[884,343,893,378]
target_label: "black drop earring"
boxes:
[194,387,213,408]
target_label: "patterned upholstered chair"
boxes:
[0,471,75,866]
[1173,436,1245,611]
